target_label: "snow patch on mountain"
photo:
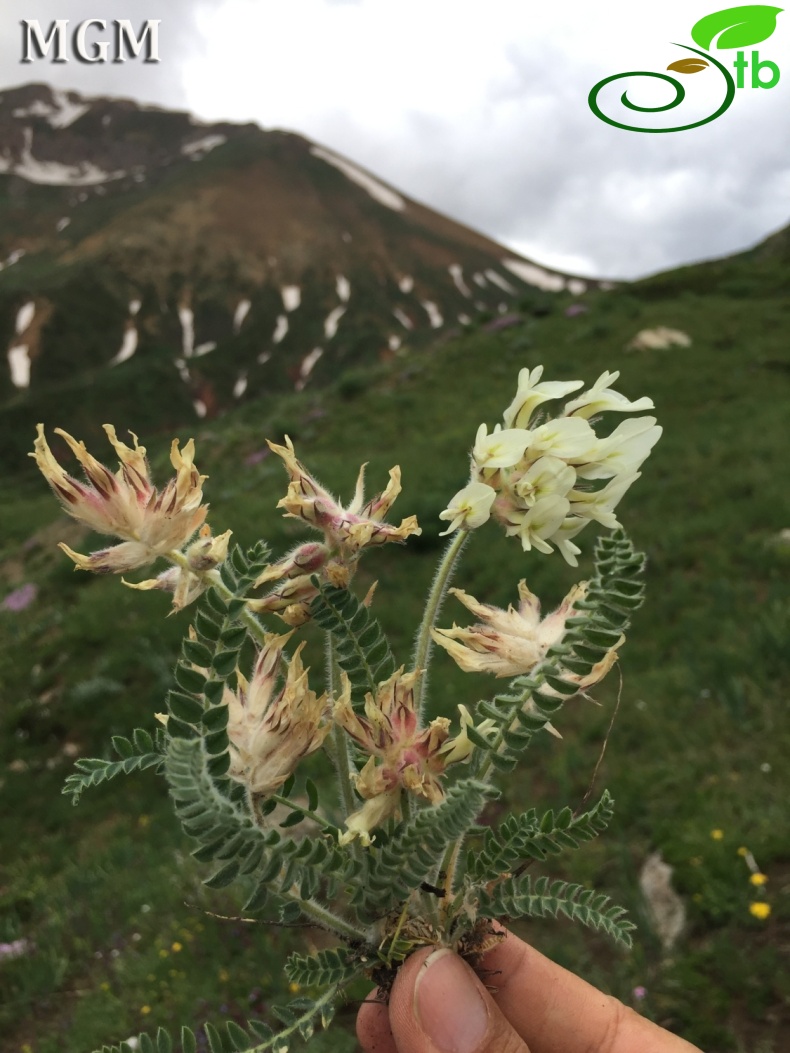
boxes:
[129,299,141,316]
[8,346,30,388]
[194,342,216,357]
[311,146,405,212]
[296,348,323,391]
[13,89,88,129]
[233,298,251,333]
[388,335,402,351]
[272,315,288,344]
[0,249,25,272]
[398,275,414,294]
[0,129,123,186]
[233,373,248,398]
[281,285,301,311]
[16,301,35,334]
[502,258,565,292]
[49,89,90,129]
[449,264,472,298]
[324,306,346,339]
[110,325,138,366]
[422,301,443,328]
[56,217,71,233]
[182,134,227,159]
[485,269,516,294]
[336,275,350,302]
[393,308,413,330]
[178,305,194,357]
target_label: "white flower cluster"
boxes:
[439,366,661,565]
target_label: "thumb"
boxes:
[387,946,530,1053]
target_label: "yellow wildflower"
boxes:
[749,902,771,920]
[710,829,724,841]
[749,873,768,887]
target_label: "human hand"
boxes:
[357,927,702,1053]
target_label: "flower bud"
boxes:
[186,528,232,571]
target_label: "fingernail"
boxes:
[414,948,489,1053]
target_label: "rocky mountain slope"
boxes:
[0,83,600,470]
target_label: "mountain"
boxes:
[0,82,599,471]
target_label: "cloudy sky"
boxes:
[3,0,789,278]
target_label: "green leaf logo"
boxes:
[691,5,783,49]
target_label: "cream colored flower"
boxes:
[511,456,576,508]
[473,424,532,471]
[525,417,599,462]
[575,417,662,480]
[563,370,655,419]
[551,516,587,568]
[503,366,583,429]
[432,580,586,677]
[338,790,401,847]
[31,424,207,573]
[500,494,571,554]
[439,481,496,535]
[567,472,640,529]
[226,633,329,795]
[444,365,660,563]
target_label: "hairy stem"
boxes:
[291,895,369,943]
[166,548,270,645]
[325,636,358,822]
[413,530,469,721]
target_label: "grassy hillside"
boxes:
[1,273,788,1053]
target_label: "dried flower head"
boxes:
[226,632,329,796]
[432,581,588,678]
[252,438,420,619]
[268,437,420,554]
[31,424,207,573]
[334,668,493,845]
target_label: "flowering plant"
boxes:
[34,365,659,1053]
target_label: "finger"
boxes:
[481,927,702,1053]
[387,945,530,1053]
[357,988,398,1053]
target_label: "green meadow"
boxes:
[1,269,788,1052]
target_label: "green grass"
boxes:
[1,274,789,1052]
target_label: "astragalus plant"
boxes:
[33,365,661,1053]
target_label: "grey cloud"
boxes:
[296,39,790,279]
